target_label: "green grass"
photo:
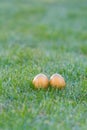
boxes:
[0,0,87,130]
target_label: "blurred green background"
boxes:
[0,0,87,130]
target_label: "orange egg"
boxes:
[33,74,49,88]
[50,73,66,89]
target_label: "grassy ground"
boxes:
[0,0,87,130]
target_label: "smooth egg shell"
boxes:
[50,73,66,89]
[33,73,49,88]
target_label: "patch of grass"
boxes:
[0,0,87,130]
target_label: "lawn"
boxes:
[0,0,87,130]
